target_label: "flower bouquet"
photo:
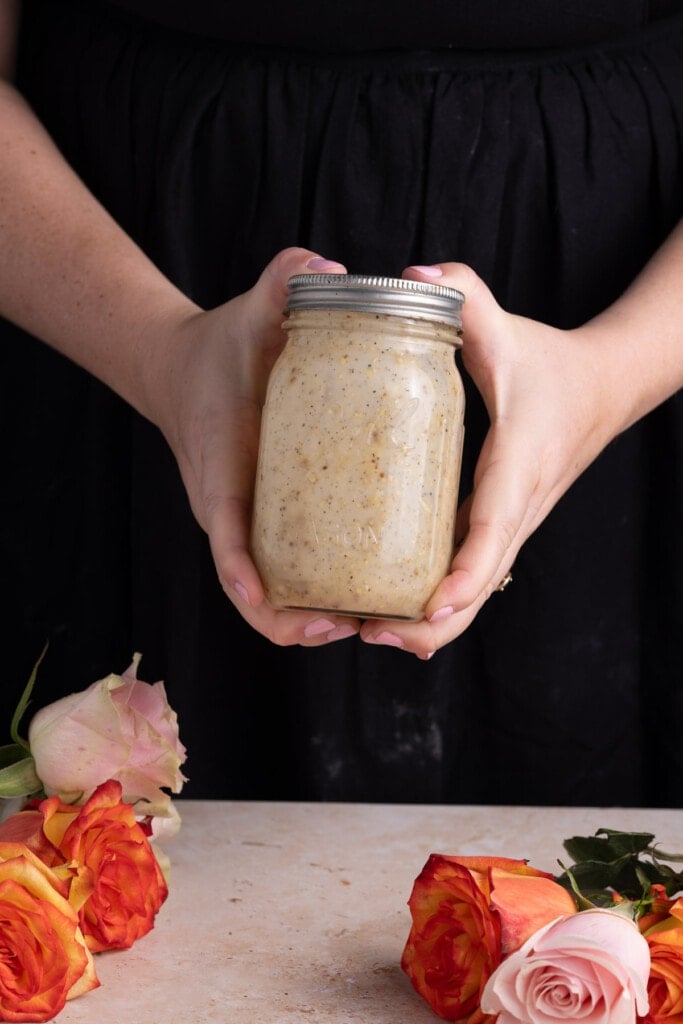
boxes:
[0,649,187,1022]
[402,829,683,1024]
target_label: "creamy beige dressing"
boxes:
[251,308,465,620]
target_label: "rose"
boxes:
[0,841,98,1022]
[0,781,169,952]
[28,653,187,818]
[401,854,577,1022]
[638,894,683,1023]
[481,907,650,1024]
[37,779,169,952]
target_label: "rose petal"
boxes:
[490,869,577,954]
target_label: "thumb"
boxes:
[403,261,513,415]
[243,246,346,337]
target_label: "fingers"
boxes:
[404,261,512,412]
[210,477,360,647]
[436,431,541,609]
[208,489,360,646]
[358,456,531,660]
[355,260,543,657]
[199,247,358,647]
[359,594,488,660]
[403,261,528,620]
[233,589,361,648]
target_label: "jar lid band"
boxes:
[286,273,464,328]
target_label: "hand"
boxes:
[148,246,361,647]
[359,261,628,658]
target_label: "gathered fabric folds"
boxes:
[3,0,683,805]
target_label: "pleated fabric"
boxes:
[3,0,683,806]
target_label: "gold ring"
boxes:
[494,571,513,593]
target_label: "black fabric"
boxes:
[3,0,683,807]
[104,0,683,50]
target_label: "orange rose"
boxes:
[39,779,169,952]
[0,841,98,1022]
[0,808,64,868]
[401,854,577,1023]
[639,894,683,1023]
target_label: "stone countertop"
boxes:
[53,800,683,1024]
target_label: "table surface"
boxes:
[53,800,683,1024]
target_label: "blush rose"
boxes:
[28,653,187,819]
[401,854,577,1023]
[481,907,650,1024]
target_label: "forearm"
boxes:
[0,77,200,420]
[577,216,683,433]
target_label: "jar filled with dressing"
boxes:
[250,273,465,621]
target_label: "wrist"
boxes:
[129,298,204,432]
[575,304,683,438]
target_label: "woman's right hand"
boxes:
[147,247,361,648]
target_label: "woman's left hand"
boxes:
[359,261,626,658]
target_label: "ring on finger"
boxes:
[494,571,513,593]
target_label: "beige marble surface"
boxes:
[53,800,683,1024]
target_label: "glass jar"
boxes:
[250,273,465,621]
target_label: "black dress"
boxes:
[3,0,683,806]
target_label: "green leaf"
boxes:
[562,835,617,864]
[557,827,683,909]
[594,829,656,856]
[562,830,654,864]
[556,854,636,889]
[0,756,42,799]
[9,643,48,751]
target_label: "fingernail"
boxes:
[408,265,443,278]
[365,631,405,649]
[234,581,250,605]
[327,624,357,641]
[429,606,454,623]
[304,617,336,638]
[306,256,344,271]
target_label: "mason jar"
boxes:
[250,273,465,621]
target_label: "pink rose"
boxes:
[480,908,650,1024]
[28,654,187,818]
[401,854,577,1023]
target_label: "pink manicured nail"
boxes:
[304,617,336,638]
[306,257,345,271]
[365,631,405,649]
[234,581,250,605]
[429,605,454,623]
[327,624,357,642]
[408,265,443,278]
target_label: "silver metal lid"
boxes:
[286,274,464,328]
